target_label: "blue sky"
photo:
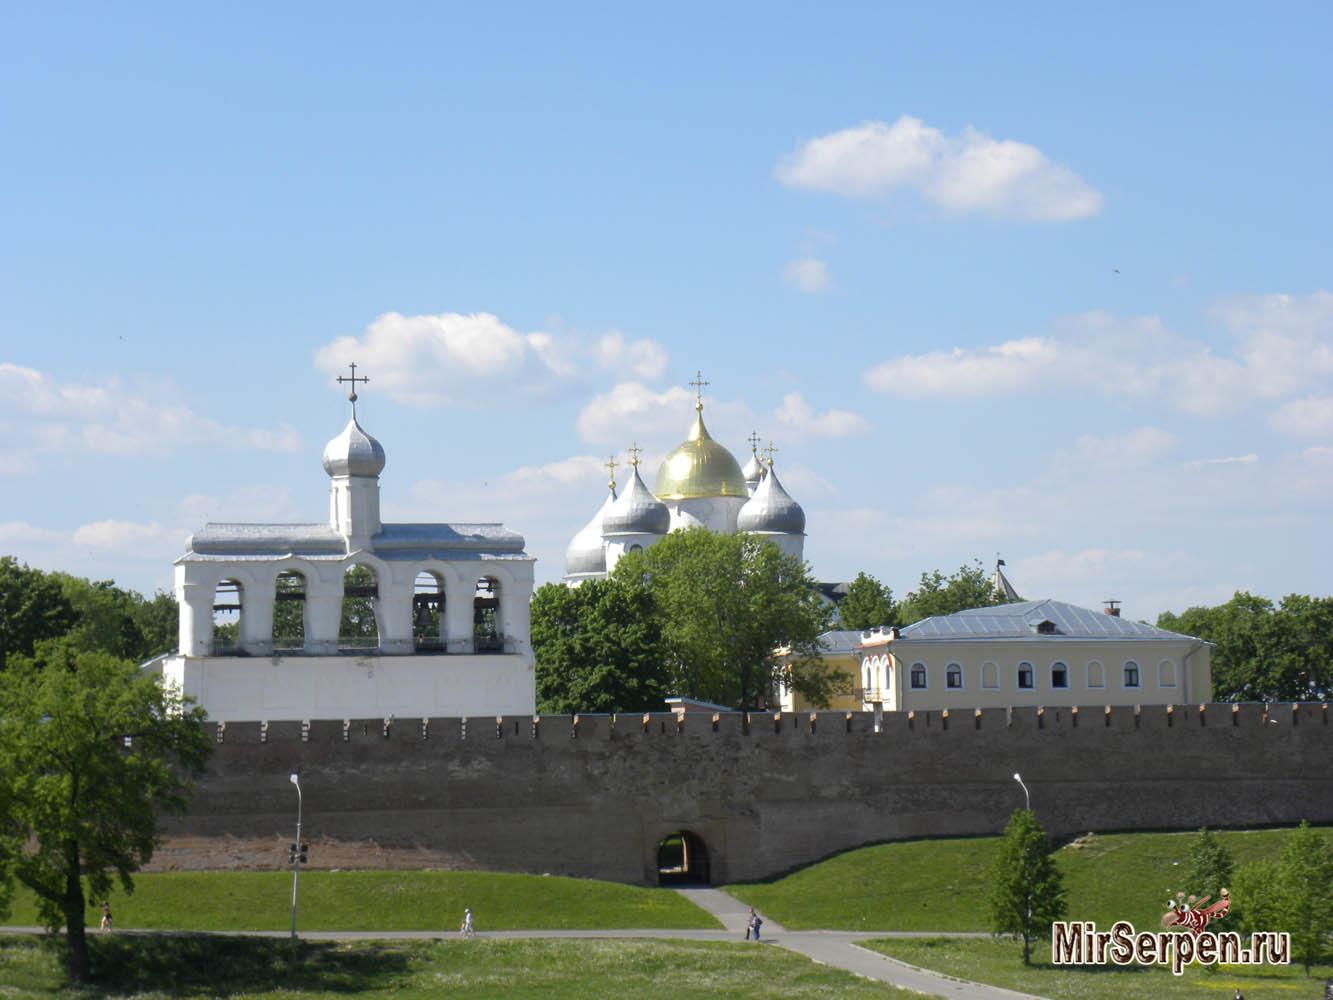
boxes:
[3,2,1330,618]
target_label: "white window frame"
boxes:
[945,662,964,690]
[910,662,928,690]
[1124,661,1141,688]
[1050,661,1069,690]
[1017,660,1035,690]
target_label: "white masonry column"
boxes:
[445,577,475,654]
[241,579,275,657]
[378,576,415,655]
[306,571,342,655]
[499,578,534,658]
[177,574,213,658]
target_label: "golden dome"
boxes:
[653,404,749,500]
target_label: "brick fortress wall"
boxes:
[168,703,1332,884]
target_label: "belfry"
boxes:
[162,366,537,722]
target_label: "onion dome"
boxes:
[603,464,670,535]
[738,460,805,534]
[742,448,767,494]
[322,416,386,478]
[565,485,617,577]
[653,402,749,500]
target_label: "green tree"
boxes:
[1276,821,1333,974]
[837,572,896,630]
[0,639,211,983]
[339,566,378,645]
[533,577,669,714]
[1183,827,1235,905]
[989,808,1067,965]
[1158,591,1333,702]
[0,557,76,668]
[613,528,835,710]
[128,590,179,658]
[897,560,1012,626]
[1231,858,1282,937]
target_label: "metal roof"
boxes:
[180,521,528,562]
[898,600,1202,642]
[817,629,866,655]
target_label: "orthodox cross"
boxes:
[747,430,762,455]
[604,454,618,491]
[763,442,779,466]
[688,370,710,408]
[627,442,643,468]
[336,362,370,415]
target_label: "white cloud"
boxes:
[71,519,170,549]
[782,257,831,294]
[505,455,608,487]
[863,293,1333,420]
[1069,427,1179,468]
[313,311,668,407]
[0,363,301,473]
[773,392,869,439]
[1269,395,1333,437]
[1184,454,1259,469]
[0,522,65,545]
[776,116,1102,222]
[594,332,669,380]
[575,382,694,444]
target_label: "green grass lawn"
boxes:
[727,826,1333,931]
[0,870,719,932]
[0,934,911,999]
[865,936,1332,1000]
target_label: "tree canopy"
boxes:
[0,557,76,668]
[0,639,211,982]
[988,808,1067,965]
[896,560,1012,625]
[533,576,669,714]
[837,572,896,630]
[1157,591,1333,702]
[613,529,836,710]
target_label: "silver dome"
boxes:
[322,417,386,478]
[602,466,670,536]
[737,462,805,535]
[741,450,766,493]
[565,488,616,577]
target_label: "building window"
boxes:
[1086,661,1104,688]
[1018,662,1034,689]
[273,571,306,652]
[982,661,999,689]
[211,579,243,655]
[339,565,379,651]
[946,663,963,689]
[1158,661,1177,687]
[1124,661,1140,688]
[1051,662,1068,689]
[474,577,503,653]
[910,663,927,689]
[412,571,445,653]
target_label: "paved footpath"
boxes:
[1,893,1043,1000]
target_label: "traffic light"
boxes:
[299,843,309,865]
[287,843,298,864]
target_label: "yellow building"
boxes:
[774,629,866,712]
[856,599,1212,712]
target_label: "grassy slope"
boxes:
[728,826,1333,931]
[866,937,1332,1000]
[0,935,911,999]
[0,870,719,932]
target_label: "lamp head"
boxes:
[289,773,299,785]
[1013,772,1022,782]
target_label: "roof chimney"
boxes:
[1103,600,1121,618]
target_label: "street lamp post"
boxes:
[289,773,302,942]
[1013,772,1030,811]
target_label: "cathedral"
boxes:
[565,381,806,583]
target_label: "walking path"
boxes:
[1,890,1043,1000]
[676,888,1044,1000]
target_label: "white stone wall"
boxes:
[663,496,747,534]
[162,652,536,722]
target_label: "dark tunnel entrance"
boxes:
[656,831,711,886]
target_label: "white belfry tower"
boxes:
[164,365,537,722]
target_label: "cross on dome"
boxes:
[336,362,370,416]
[627,443,643,468]
[747,430,762,454]
[763,442,779,466]
[604,454,618,491]
[688,369,710,411]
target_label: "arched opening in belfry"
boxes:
[339,564,379,651]
[211,579,243,655]
[413,571,445,653]
[273,570,307,653]
[656,831,711,886]
[474,576,502,653]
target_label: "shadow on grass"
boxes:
[78,934,418,996]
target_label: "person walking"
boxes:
[460,908,474,938]
[746,907,762,941]
[99,901,112,932]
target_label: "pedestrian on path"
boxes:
[99,901,112,932]
[460,908,474,938]
[746,908,762,941]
